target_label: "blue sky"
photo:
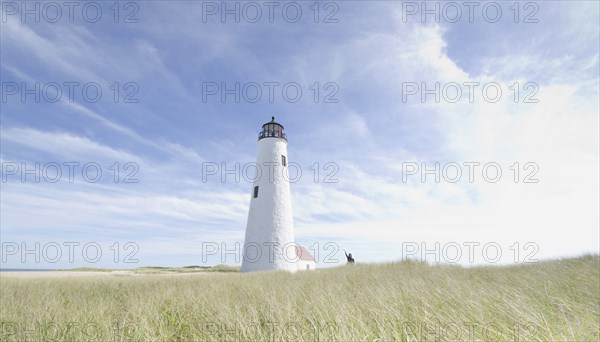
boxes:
[1,1,598,269]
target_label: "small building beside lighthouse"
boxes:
[241,117,298,273]
[295,246,316,271]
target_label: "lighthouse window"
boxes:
[281,155,287,166]
[253,186,259,198]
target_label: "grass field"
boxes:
[1,255,598,341]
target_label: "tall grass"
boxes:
[1,255,598,341]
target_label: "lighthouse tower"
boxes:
[241,117,297,273]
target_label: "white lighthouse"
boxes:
[241,117,297,273]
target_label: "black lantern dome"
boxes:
[258,116,287,141]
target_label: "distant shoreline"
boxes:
[0,265,240,277]
[0,269,56,272]
[0,271,124,278]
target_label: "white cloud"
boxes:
[290,4,599,265]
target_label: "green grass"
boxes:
[1,255,598,341]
